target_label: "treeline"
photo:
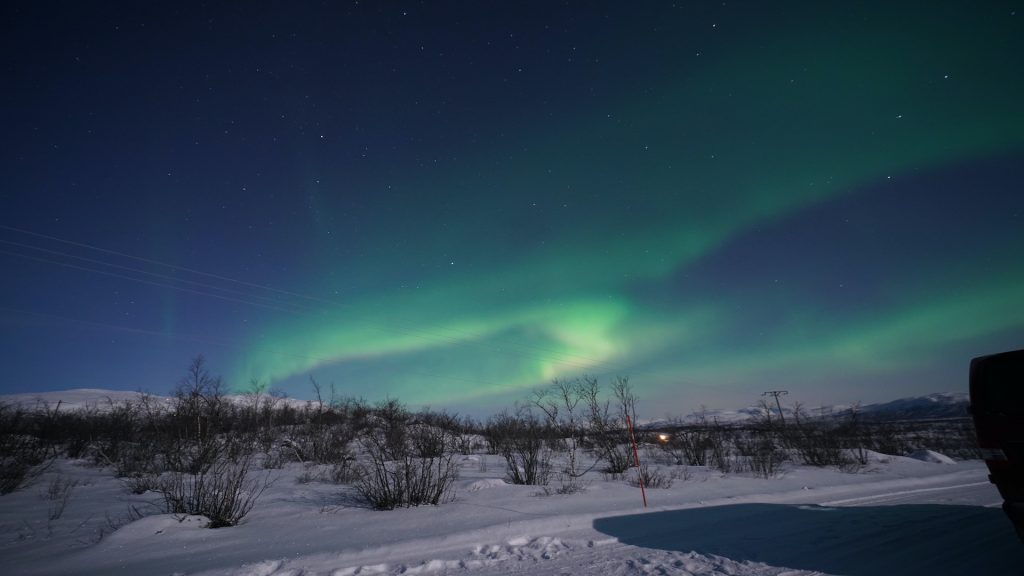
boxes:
[647,405,980,479]
[0,356,981,529]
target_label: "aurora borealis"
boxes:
[2,2,1023,414]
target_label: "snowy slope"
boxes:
[856,392,970,420]
[640,393,970,428]
[0,388,168,411]
[0,388,310,413]
[2,452,1020,575]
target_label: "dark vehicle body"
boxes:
[969,349,1024,542]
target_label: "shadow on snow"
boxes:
[594,503,1022,576]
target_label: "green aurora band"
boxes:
[233,4,1023,409]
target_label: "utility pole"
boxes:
[762,390,789,427]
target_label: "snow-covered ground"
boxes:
[2,449,1020,575]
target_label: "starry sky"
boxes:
[2,1,1022,415]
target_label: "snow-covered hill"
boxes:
[2,446,1017,575]
[855,392,969,420]
[0,388,310,413]
[641,392,970,428]
[0,388,168,411]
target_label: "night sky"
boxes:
[2,2,1022,415]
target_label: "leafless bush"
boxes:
[783,424,850,467]
[280,398,363,466]
[486,407,553,486]
[644,446,693,483]
[163,434,228,475]
[92,504,147,543]
[0,433,51,494]
[121,472,160,495]
[628,464,675,489]
[354,401,459,510]
[295,464,321,484]
[44,474,80,520]
[446,415,485,455]
[782,405,878,471]
[736,433,787,478]
[282,425,353,466]
[173,356,228,432]
[355,454,458,509]
[156,452,272,528]
[532,379,599,481]
[656,409,730,467]
[536,473,591,496]
[329,458,359,484]
[576,376,636,474]
[97,441,160,479]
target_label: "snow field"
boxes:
[3,447,1020,575]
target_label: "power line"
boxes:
[0,238,319,313]
[0,249,312,315]
[0,223,700,391]
[2,224,611,363]
[0,225,615,372]
[0,306,506,392]
[762,390,789,426]
[0,223,324,303]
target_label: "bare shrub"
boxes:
[97,441,160,479]
[162,434,227,475]
[121,473,160,495]
[628,464,675,489]
[783,424,849,467]
[656,409,729,467]
[837,452,867,473]
[644,446,693,484]
[651,420,744,476]
[447,415,484,455]
[354,401,459,510]
[536,473,591,496]
[676,465,693,482]
[0,433,51,494]
[157,452,272,528]
[577,376,634,474]
[92,504,147,543]
[486,407,553,486]
[782,404,873,471]
[329,458,360,484]
[283,391,367,477]
[866,421,915,456]
[170,355,228,444]
[295,464,321,484]
[737,433,787,478]
[355,454,458,509]
[44,474,80,520]
[532,379,599,481]
[282,425,351,466]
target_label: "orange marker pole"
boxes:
[626,414,647,508]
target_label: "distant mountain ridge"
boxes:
[0,388,308,412]
[641,392,970,427]
[853,392,969,421]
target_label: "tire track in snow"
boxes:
[320,536,823,576]
[819,481,995,507]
